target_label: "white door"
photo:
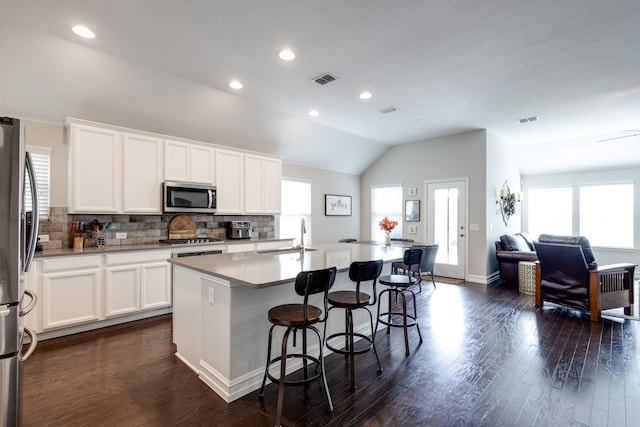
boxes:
[426,179,467,279]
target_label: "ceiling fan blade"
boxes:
[597,133,640,143]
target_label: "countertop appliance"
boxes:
[163,181,216,214]
[226,221,252,239]
[1,117,39,425]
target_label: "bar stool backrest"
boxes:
[403,248,423,269]
[348,260,383,305]
[349,260,383,283]
[295,267,337,324]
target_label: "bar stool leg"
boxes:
[347,307,356,390]
[367,308,382,373]
[275,327,291,427]
[411,290,423,344]
[344,310,349,359]
[399,291,410,356]
[259,325,276,398]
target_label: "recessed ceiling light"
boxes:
[228,80,244,89]
[359,91,372,100]
[72,25,95,39]
[308,109,319,117]
[279,49,296,61]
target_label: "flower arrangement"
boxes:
[379,217,398,233]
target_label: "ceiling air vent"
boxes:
[312,73,338,85]
[378,106,398,114]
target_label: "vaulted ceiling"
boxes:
[1,1,639,175]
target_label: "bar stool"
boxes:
[325,260,384,390]
[392,244,439,292]
[376,248,424,357]
[259,267,336,427]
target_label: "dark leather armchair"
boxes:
[534,236,636,321]
[495,233,537,284]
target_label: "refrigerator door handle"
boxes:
[19,289,38,317]
[18,327,38,364]
[23,152,40,272]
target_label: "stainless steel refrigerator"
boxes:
[0,117,39,426]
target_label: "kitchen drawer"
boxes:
[105,251,171,266]
[41,255,101,273]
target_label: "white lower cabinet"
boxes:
[40,256,102,330]
[104,251,171,318]
[32,250,171,334]
[141,261,172,310]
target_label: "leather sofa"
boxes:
[495,232,537,284]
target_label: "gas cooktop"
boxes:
[158,238,222,245]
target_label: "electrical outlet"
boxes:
[208,287,215,305]
[38,234,49,242]
[115,232,127,239]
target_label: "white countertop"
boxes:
[168,242,405,288]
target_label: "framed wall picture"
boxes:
[325,194,352,216]
[408,187,417,196]
[405,200,420,222]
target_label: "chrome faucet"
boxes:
[299,217,306,252]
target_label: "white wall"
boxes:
[23,119,67,207]
[281,163,361,244]
[523,167,640,267]
[486,132,522,275]
[360,130,493,282]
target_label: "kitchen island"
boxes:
[169,242,405,402]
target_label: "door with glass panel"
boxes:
[426,180,467,279]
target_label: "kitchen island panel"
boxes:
[171,243,402,402]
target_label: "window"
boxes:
[24,146,51,220]
[527,187,572,238]
[280,179,312,246]
[580,184,633,248]
[527,183,634,248]
[371,185,402,241]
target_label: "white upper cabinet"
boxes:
[122,133,163,213]
[263,157,282,214]
[215,149,244,214]
[244,155,282,214]
[67,118,279,215]
[163,140,190,182]
[68,123,121,213]
[164,139,215,185]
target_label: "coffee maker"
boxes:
[226,221,252,239]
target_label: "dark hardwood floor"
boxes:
[19,281,640,426]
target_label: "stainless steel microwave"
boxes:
[163,181,217,214]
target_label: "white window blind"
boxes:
[24,146,51,220]
[371,185,403,241]
[280,179,312,246]
[527,187,572,238]
[580,183,633,248]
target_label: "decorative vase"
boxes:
[384,232,391,245]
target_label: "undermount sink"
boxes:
[256,247,318,255]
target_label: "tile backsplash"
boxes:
[40,207,275,249]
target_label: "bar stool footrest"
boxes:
[265,354,322,386]
[326,332,374,355]
[377,311,419,328]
